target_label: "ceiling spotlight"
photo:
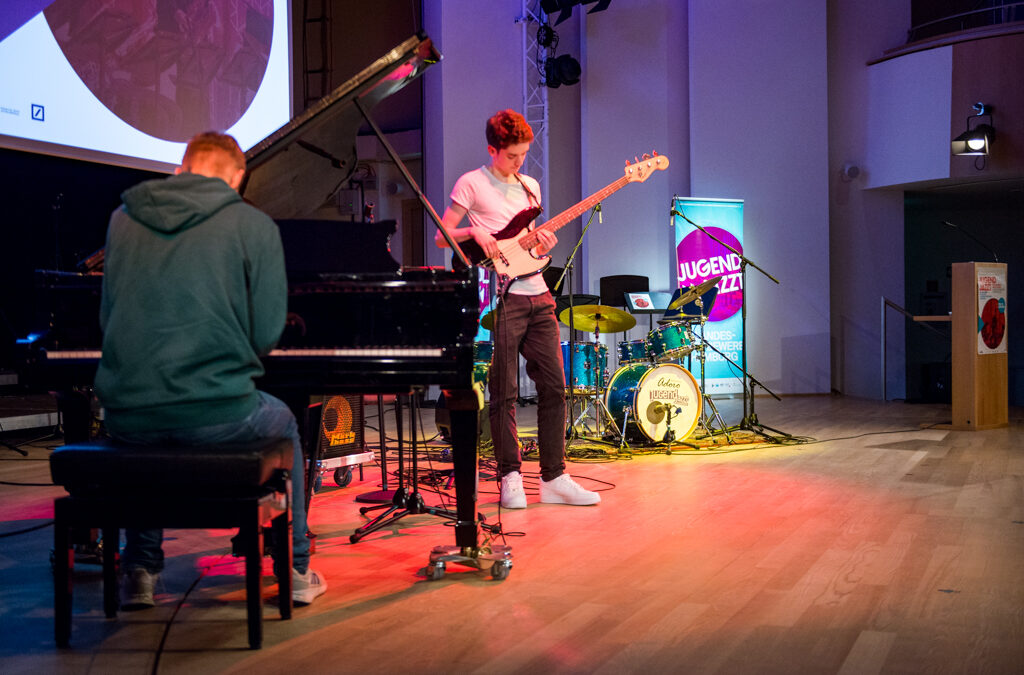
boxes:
[951,102,995,156]
[537,23,557,48]
[540,0,613,26]
[543,54,581,88]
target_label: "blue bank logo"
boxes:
[31,104,44,121]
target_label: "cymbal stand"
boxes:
[566,322,623,442]
[670,207,791,439]
[688,297,731,442]
[555,203,601,442]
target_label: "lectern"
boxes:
[947,262,1008,430]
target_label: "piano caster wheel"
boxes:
[427,561,446,581]
[491,560,511,581]
[333,467,353,487]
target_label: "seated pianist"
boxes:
[93,131,327,609]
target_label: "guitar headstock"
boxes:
[624,151,669,182]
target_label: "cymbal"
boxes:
[668,276,722,311]
[480,310,495,331]
[559,304,636,333]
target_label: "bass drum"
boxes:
[604,363,702,443]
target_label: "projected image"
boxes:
[44,0,271,142]
[0,0,290,169]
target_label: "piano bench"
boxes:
[49,437,295,650]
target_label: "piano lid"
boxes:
[240,33,440,220]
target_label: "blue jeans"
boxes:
[112,391,311,575]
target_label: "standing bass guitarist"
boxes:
[434,109,600,509]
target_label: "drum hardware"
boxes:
[666,275,723,312]
[550,204,607,444]
[671,207,791,440]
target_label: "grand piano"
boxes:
[20,34,488,555]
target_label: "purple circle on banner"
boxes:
[676,227,743,322]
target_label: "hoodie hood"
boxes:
[121,172,242,235]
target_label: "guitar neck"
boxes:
[520,176,630,248]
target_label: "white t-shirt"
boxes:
[450,166,548,296]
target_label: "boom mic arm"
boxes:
[943,221,999,262]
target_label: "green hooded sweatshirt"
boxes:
[94,173,287,434]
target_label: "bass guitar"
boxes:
[454,153,669,292]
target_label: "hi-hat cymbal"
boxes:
[668,276,723,311]
[559,304,636,333]
[480,310,496,330]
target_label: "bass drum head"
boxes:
[605,363,702,442]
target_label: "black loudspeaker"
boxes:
[314,395,365,459]
[599,274,649,307]
[434,392,490,445]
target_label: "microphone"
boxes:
[942,221,999,262]
[596,202,602,224]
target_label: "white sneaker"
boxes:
[499,471,527,509]
[120,568,158,610]
[292,567,327,605]
[540,474,601,505]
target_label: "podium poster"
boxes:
[672,197,744,395]
[977,264,1007,355]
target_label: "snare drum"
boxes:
[473,341,493,387]
[561,341,608,392]
[617,339,650,365]
[604,362,702,442]
[647,323,693,363]
[473,341,494,363]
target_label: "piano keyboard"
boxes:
[42,347,446,360]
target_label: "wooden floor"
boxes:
[1,394,1022,674]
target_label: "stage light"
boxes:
[540,0,613,26]
[543,54,581,88]
[951,102,995,156]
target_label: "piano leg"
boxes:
[445,389,480,550]
[426,387,512,580]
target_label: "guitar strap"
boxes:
[512,173,540,210]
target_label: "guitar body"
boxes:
[453,207,549,289]
[450,153,669,295]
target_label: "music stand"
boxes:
[624,291,674,333]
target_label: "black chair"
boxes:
[599,274,649,308]
[49,437,295,649]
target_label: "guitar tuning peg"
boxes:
[652,150,659,156]
[625,159,630,167]
[634,156,640,164]
[642,153,651,160]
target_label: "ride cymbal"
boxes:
[668,275,723,311]
[558,304,637,333]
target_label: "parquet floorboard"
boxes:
[1,395,1022,674]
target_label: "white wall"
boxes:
[827,0,912,400]
[422,0,527,268]
[688,0,831,394]
[578,1,689,298]
[864,48,953,189]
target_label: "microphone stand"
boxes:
[670,207,788,438]
[556,203,601,442]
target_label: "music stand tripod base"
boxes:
[427,544,513,581]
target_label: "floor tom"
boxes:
[561,341,608,393]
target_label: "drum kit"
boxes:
[470,277,730,449]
